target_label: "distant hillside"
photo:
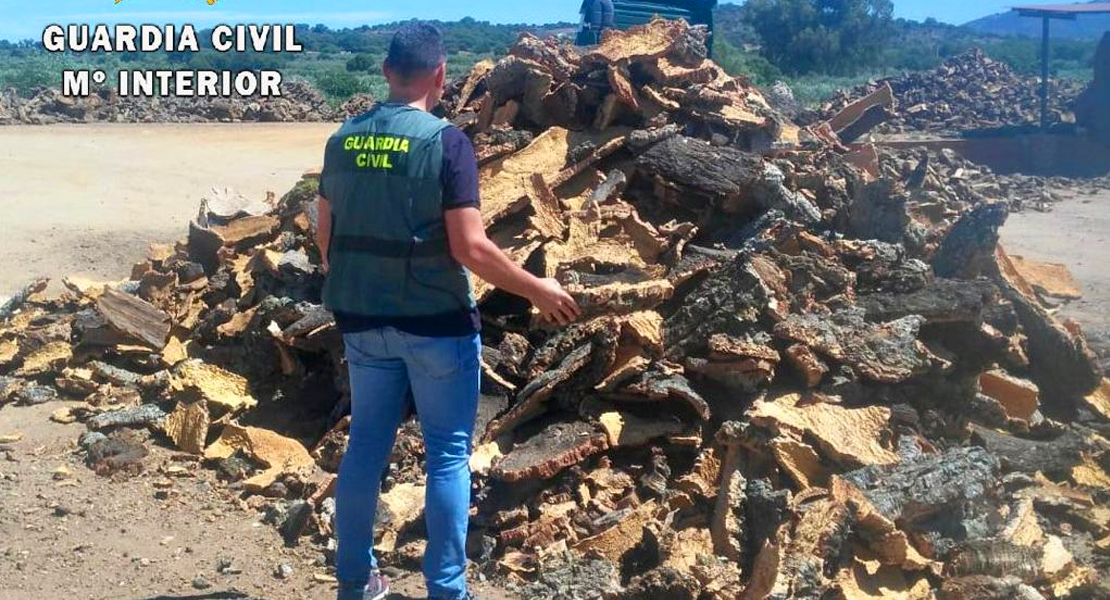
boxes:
[965,5,1110,39]
[294,18,577,56]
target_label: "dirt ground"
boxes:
[1001,189,1110,366]
[0,123,337,297]
[0,402,513,600]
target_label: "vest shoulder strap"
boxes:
[344,103,450,140]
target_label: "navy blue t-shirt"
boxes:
[325,125,482,338]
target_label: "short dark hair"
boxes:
[386,22,446,78]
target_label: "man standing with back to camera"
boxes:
[314,22,581,600]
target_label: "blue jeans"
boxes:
[335,327,481,600]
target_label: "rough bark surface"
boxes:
[635,135,762,199]
[838,446,1000,524]
[773,309,934,384]
[490,420,609,482]
[93,288,171,350]
[857,279,997,324]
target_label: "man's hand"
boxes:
[529,278,582,326]
[445,207,581,326]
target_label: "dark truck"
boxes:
[576,0,718,50]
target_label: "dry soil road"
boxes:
[0,123,337,296]
[1001,190,1110,367]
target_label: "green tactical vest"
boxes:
[321,103,476,318]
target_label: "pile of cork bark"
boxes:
[1,19,1109,600]
[0,81,372,125]
[804,49,1087,136]
[876,146,1110,213]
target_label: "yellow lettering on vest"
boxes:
[357,153,394,169]
[343,135,413,156]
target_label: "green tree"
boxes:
[313,69,367,101]
[1,55,66,96]
[743,0,895,75]
[346,54,377,73]
[712,37,782,85]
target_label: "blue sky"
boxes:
[0,1,1026,42]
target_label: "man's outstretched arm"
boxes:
[314,195,332,273]
[445,206,581,326]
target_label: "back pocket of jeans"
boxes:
[402,334,463,379]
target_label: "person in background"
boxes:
[314,21,580,600]
[581,0,616,44]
